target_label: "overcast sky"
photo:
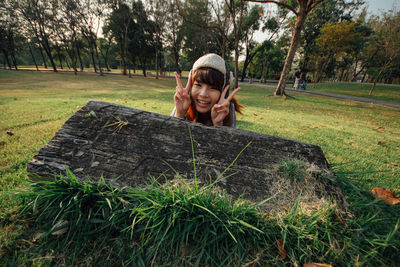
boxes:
[366,0,398,14]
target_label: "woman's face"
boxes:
[191,81,221,114]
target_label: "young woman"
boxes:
[171,53,242,127]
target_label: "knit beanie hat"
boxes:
[192,53,227,76]
[191,53,233,95]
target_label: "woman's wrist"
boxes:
[175,110,186,118]
[212,119,223,126]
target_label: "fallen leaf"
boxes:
[253,113,258,116]
[277,239,287,259]
[390,162,399,166]
[376,126,384,129]
[377,130,383,133]
[6,131,14,136]
[308,125,318,129]
[51,220,69,235]
[303,263,333,267]
[371,188,400,205]
[377,141,385,145]
[33,232,45,242]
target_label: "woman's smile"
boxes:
[191,81,221,113]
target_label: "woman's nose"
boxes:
[198,86,209,96]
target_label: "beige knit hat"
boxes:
[192,53,232,92]
[192,53,227,76]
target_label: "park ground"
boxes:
[0,70,399,266]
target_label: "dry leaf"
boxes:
[308,125,318,129]
[33,232,45,242]
[390,162,399,166]
[51,220,69,235]
[377,141,385,145]
[376,126,384,129]
[303,263,333,267]
[371,188,400,205]
[253,113,258,116]
[277,239,287,259]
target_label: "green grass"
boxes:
[309,81,400,103]
[1,69,400,265]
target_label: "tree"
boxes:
[225,0,246,89]
[209,0,233,59]
[298,0,362,81]
[147,0,169,79]
[311,20,365,82]
[103,2,132,75]
[164,0,185,74]
[365,11,400,94]
[128,0,157,77]
[239,4,263,82]
[0,1,21,70]
[180,0,220,65]
[13,0,58,72]
[247,0,325,96]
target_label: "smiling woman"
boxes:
[171,53,243,127]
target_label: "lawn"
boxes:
[309,81,400,103]
[1,70,399,266]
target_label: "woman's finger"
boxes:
[219,85,230,102]
[174,72,184,90]
[176,86,183,94]
[227,87,241,101]
[185,71,193,92]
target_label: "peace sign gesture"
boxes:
[211,85,241,126]
[173,71,193,118]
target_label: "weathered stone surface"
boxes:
[27,100,345,211]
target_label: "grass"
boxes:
[1,69,400,265]
[309,81,400,103]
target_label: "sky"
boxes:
[366,0,398,14]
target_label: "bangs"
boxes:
[192,68,224,91]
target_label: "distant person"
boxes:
[171,53,243,127]
[293,70,301,90]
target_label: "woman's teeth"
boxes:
[197,100,210,105]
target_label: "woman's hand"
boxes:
[211,85,240,126]
[174,72,192,118]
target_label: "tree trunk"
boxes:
[38,45,47,69]
[76,45,84,71]
[361,71,367,83]
[369,81,376,96]
[155,47,159,79]
[41,40,57,72]
[56,45,63,69]
[173,48,181,74]
[89,48,97,73]
[2,49,11,69]
[28,43,39,71]
[93,39,103,76]
[274,11,307,96]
